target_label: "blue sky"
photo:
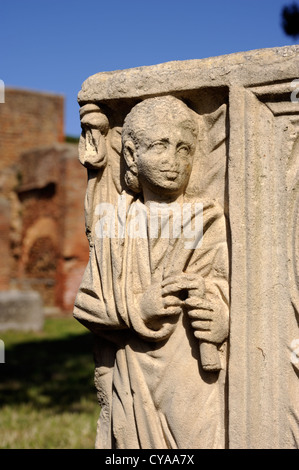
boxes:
[1,0,297,137]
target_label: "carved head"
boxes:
[122,96,199,200]
[79,103,110,168]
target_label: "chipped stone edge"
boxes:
[78,45,299,103]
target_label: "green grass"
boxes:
[0,317,100,449]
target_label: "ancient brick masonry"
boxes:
[0,88,64,172]
[0,197,11,290]
[15,144,89,311]
[0,88,88,312]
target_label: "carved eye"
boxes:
[150,141,167,153]
[176,144,190,157]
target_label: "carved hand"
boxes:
[140,282,183,331]
[162,273,229,345]
[185,296,229,344]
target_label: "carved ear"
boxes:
[123,140,138,175]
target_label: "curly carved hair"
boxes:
[122,96,199,193]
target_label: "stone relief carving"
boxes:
[74,47,299,449]
[74,95,229,449]
[228,79,299,448]
[78,102,123,247]
[79,103,109,169]
[287,122,299,328]
[286,119,299,388]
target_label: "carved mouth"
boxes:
[161,170,179,180]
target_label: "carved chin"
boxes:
[156,177,189,192]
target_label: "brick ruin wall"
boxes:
[0,88,64,172]
[0,88,88,312]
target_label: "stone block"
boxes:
[0,290,44,332]
[74,46,299,449]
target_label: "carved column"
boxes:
[228,81,299,448]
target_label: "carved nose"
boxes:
[162,147,178,168]
[168,155,179,171]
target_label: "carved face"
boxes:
[79,107,109,169]
[134,122,195,199]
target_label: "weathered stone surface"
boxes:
[0,290,43,331]
[75,96,229,449]
[78,46,299,103]
[74,46,299,449]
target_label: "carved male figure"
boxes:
[74,95,229,449]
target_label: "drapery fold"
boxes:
[74,195,229,449]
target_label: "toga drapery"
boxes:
[73,192,229,449]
